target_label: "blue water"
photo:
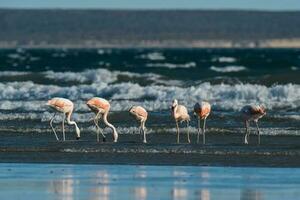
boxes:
[0,48,299,138]
[0,163,299,199]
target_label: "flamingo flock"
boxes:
[47,97,266,145]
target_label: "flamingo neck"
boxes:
[172,105,179,119]
[103,111,118,142]
[66,112,80,138]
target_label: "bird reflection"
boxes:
[241,189,263,200]
[90,170,110,200]
[134,187,147,200]
[50,179,74,200]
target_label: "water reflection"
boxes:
[172,188,188,200]
[90,170,110,200]
[49,179,75,200]
[134,187,147,200]
[241,189,263,200]
[199,189,210,200]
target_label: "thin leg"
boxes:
[176,121,180,144]
[62,113,66,141]
[256,121,261,145]
[244,121,249,144]
[186,120,190,143]
[139,123,143,142]
[141,121,147,143]
[50,113,59,141]
[143,128,147,144]
[94,112,106,142]
[203,118,207,144]
[197,118,201,144]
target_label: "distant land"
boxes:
[1,9,300,48]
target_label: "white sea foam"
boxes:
[0,80,299,112]
[146,62,196,69]
[0,71,30,77]
[212,56,237,63]
[138,52,165,61]
[210,66,247,73]
[291,66,299,71]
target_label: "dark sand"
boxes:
[1,131,300,167]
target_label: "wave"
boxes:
[212,57,237,63]
[0,71,30,77]
[0,80,299,112]
[210,66,247,73]
[138,52,165,61]
[146,62,196,69]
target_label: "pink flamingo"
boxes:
[86,97,118,142]
[171,99,190,144]
[129,106,148,143]
[47,97,80,141]
[194,101,211,144]
[241,104,266,144]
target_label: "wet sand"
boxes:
[1,131,300,167]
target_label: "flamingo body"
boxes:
[171,99,190,143]
[86,97,118,142]
[194,101,211,119]
[129,106,148,143]
[47,97,80,141]
[241,104,266,144]
[194,101,211,144]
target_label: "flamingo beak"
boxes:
[76,136,80,140]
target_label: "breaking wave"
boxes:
[0,78,299,111]
[210,66,247,73]
[146,62,196,69]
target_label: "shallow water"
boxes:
[0,163,299,200]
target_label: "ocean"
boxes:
[0,48,299,140]
[0,48,300,198]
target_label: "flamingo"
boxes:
[194,101,211,144]
[129,106,148,143]
[241,104,266,145]
[171,99,190,144]
[47,97,80,141]
[86,97,118,142]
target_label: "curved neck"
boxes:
[103,111,118,142]
[66,112,80,138]
[172,105,178,118]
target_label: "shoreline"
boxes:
[1,39,300,49]
[0,132,300,167]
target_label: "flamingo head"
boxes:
[75,126,81,140]
[128,106,136,114]
[171,99,178,111]
[259,104,267,115]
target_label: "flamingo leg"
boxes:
[50,113,59,141]
[142,121,147,143]
[139,122,143,142]
[197,118,201,144]
[94,112,106,142]
[62,113,66,141]
[176,121,180,144]
[203,118,207,145]
[256,121,261,145]
[244,121,249,144]
[186,120,190,143]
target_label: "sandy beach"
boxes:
[1,132,300,167]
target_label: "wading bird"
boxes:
[194,101,211,144]
[47,97,80,141]
[86,97,118,142]
[241,104,266,145]
[129,106,148,143]
[171,99,190,144]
